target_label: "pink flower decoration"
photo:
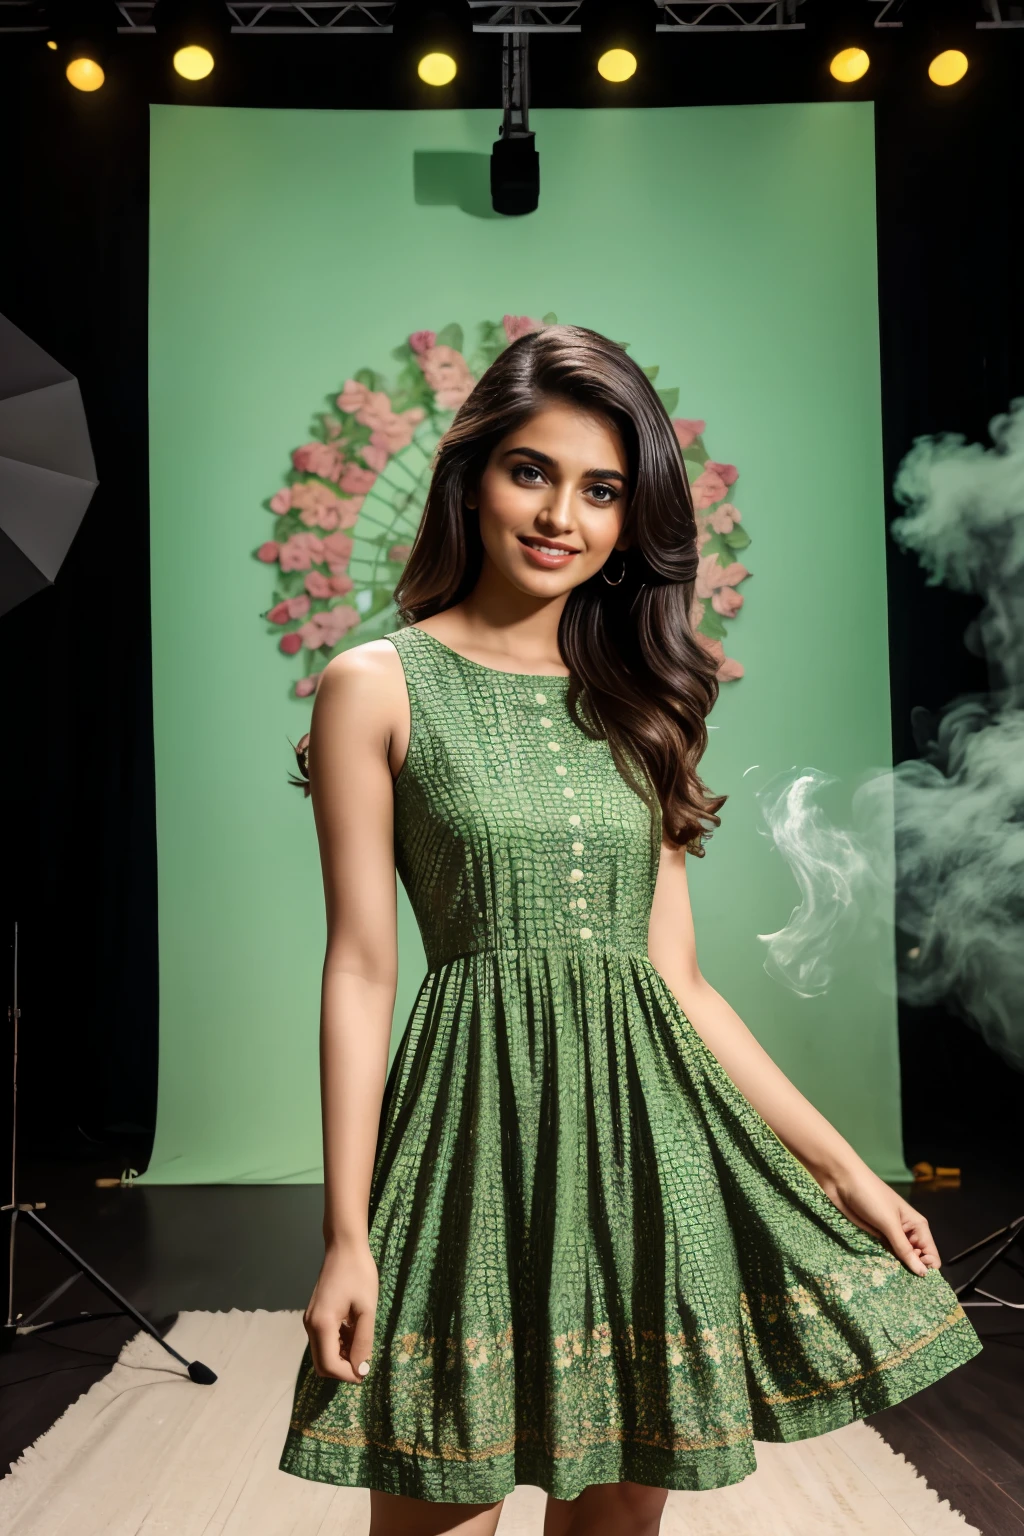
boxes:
[409,330,437,355]
[695,555,750,600]
[503,314,544,343]
[704,459,739,487]
[388,544,413,564]
[695,554,727,598]
[256,541,280,563]
[335,380,365,413]
[279,532,326,572]
[695,633,745,681]
[414,345,476,411]
[672,418,706,450]
[279,632,302,656]
[298,605,360,651]
[337,382,389,428]
[292,442,347,483]
[690,467,730,512]
[330,573,354,595]
[360,439,390,473]
[707,502,741,535]
[304,570,333,599]
[288,481,363,532]
[711,585,744,618]
[372,409,426,454]
[689,597,705,629]
[339,462,377,495]
[717,560,750,588]
[336,384,424,450]
[267,595,311,624]
[296,674,322,698]
[269,489,292,515]
[322,531,354,574]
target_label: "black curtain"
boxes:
[0,17,1020,1174]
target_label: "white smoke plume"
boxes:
[756,398,1024,1074]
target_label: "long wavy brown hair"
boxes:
[386,322,725,853]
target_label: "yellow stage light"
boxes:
[174,44,215,81]
[928,49,968,86]
[46,39,57,50]
[597,47,637,83]
[66,57,104,91]
[829,47,870,84]
[417,51,456,86]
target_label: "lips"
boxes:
[517,535,581,570]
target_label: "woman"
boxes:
[278,323,981,1535]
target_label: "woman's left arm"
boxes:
[647,837,940,1277]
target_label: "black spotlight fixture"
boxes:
[153,0,232,82]
[490,24,538,217]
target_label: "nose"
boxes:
[536,481,576,533]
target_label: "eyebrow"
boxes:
[501,445,628,485]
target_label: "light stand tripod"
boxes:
[947,1211,1024,1311]
[2,919,216,1382]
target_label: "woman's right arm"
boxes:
[301,642,409,1385]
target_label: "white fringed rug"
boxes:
[0,1309,980,1535]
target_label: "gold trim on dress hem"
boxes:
[288,1302,971,1463]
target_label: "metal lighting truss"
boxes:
[0,0,1019,36]
[653,1,1022,31]
[115,3,394,32]
[468,3,581,32]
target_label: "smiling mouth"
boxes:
[517,536,581,559]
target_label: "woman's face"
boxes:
[467,401,630,598]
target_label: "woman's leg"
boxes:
[543,1481,669,1536]
[369,1491,505,1536]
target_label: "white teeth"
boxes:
[527,543,574,556]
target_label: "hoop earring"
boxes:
[601,551,627,586]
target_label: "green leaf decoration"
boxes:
[657,386,679,415]
[541,311,559,324]
[725,525,751,551]
[701,532,734,564]
[353,367,376,389]
[435,322,464,352]
[643,365,660,383]
[698,605,728,641]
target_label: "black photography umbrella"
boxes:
[0,311,99,619]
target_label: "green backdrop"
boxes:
[144,101,910,1184]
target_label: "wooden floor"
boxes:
[2,1157,1022,1533]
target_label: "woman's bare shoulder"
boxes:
[317,639,404,691]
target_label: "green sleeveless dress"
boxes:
[278,623,982,1504]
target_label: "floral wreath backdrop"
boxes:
[255,313,752,700]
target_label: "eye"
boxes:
[512,463,545,484]
[588,483,620,505]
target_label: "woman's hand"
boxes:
[304,1237,379,1383]
[815,1164,941,1277]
